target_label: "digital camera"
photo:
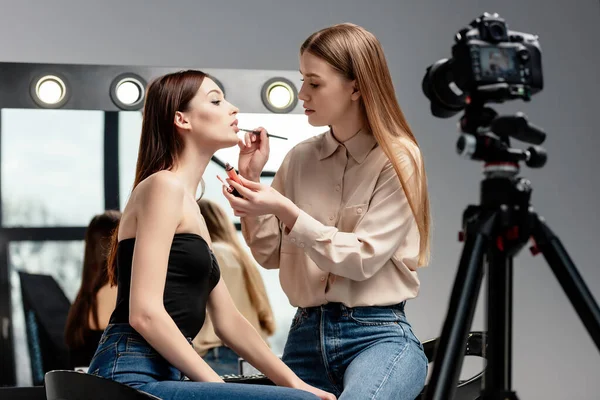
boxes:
[422,12,543,118]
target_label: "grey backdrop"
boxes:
[1,0,599,398]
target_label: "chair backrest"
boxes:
[19,271,73,385]
[45,370,161,400]
[416,331,486,400]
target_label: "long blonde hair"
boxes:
[198,199,276,335]
[301,23,431,266]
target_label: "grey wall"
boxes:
[2,0,599,398]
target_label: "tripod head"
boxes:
[455,94,547,176]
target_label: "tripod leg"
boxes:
[531,213,600,351]
[424,213,495,400]
[481,247,518,399]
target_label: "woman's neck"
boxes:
[330,107,365,142]
[171,144,213,197]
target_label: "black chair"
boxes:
[45,370,161,400]
[19,271,73,385]
[0,386,47,400]
[415,331,486,400]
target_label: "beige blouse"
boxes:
[241,129,423,308]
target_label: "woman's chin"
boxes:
[221,136,241,149]
[307,118,328,128]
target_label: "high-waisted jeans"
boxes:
[281,302,428,400]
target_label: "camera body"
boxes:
[454,14,543,93]
[423,13,543,118]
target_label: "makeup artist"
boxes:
[223,23,432,400]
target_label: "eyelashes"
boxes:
[300,79,319,88]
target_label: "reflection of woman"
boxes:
[86,70,334,400]
[224,23,430,400]
[64,210,121,368]
[488,50,509,73]
[193,199,275,376]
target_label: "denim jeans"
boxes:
[202,346,240,376]
[282,302,428,400]
[88,323,319,400]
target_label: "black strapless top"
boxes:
[109,233,220,339]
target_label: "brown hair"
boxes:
[106,70,208,285]
[301,23,431,266]
[198,198,276,335]
[64,210,121,348]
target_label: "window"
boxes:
[118,111,143,210]
[1,109,104,227]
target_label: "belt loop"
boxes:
[340,303,348,316]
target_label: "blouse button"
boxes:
[357,208,363,214]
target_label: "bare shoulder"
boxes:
[136,170,186,203]
[119,171,186,240]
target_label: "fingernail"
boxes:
[251,135,256,142]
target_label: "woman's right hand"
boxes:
[294,381,337,400]
[238,126,270,182]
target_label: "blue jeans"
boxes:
[282,302,428,400]
[88,323,319,400]
[202,346,240,376]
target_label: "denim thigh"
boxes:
[282,303,428,399]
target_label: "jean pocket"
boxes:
[122,336,159,357]
[398,319,426,352]
[289,308,308,331]
[349,306,402,326]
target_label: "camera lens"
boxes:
[422,59,468,118]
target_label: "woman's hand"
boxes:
[294,381,337,400]
[221,175,300,230]
[222,175,284,217]
[238,126,269,182]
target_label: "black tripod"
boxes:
[423,101,600,400]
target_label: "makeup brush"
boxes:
[239,128,288,140]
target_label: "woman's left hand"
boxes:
[222,175,285,218]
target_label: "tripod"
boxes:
[423,101,600,400]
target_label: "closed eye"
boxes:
[300,79,319,88]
